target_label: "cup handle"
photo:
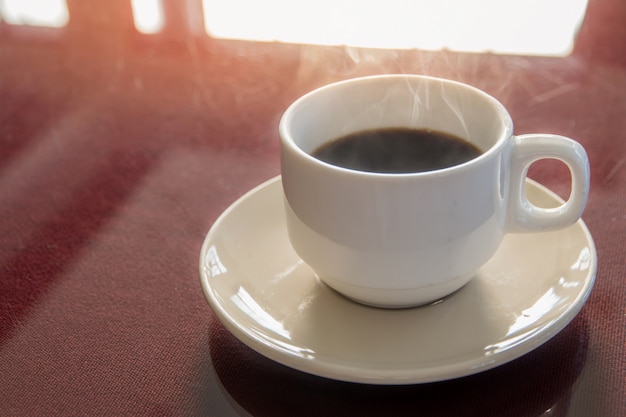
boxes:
[507,134,590,232]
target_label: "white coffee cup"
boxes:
[280,75,590,308]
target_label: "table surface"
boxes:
[1,0,625,415]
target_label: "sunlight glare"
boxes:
[201,0,588,56]
[0,0,69,28]
[131,0,165,34]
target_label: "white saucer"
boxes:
[199,176,596,385]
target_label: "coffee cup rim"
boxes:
[280,74,514,178]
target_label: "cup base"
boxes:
[320,273,475,309]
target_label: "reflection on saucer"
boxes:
[209,313,588,417]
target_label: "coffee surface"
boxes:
[312,128,482,173]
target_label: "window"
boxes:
[200,0,589,56]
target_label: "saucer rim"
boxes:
[199,175,597,384]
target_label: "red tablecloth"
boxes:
[1,0,624,415]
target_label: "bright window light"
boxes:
[0,0,69,28]
[202,0,588,56]
[131,0,165,34]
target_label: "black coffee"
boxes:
[312,128,482,174]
